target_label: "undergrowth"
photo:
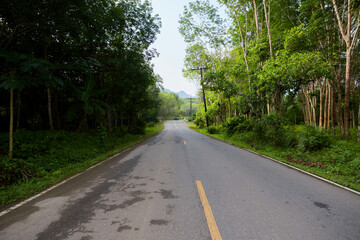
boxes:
[189,120,360,193]
[0,123,163,206]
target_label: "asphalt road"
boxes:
[0,120,359,240]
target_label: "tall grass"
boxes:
[190,119,360,192]
[0,123,163,206]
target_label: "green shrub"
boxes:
[0,157,32,187]
[297,124,331,151]
[253,114,286,147]
[284,130,298,148]
[224,116,251,136]
[128,119,146,134]
[194,112,206,128]
[207,125,222,134]
[147,122,155,127]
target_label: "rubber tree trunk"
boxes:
[9,89,14,160]
[16,91,21,129]
[343,49,351,137]
[263,0,273,58]
[47,87,54,130]
[357,104,360,142]
[253,0,259,38]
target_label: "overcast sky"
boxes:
[150,0,224,96]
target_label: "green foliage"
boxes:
[224,116,252,136]
[0,123,164,204]
[252,115,286,147]
[128,119,146,135]
[158,92,183,119]
[191,122,360,192]
[0,0,161,132]
[207,125,222,134]
[297,125,331,151]
[194,110,206,128]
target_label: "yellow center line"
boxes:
[196,180,223,240]
[184,140,187,145]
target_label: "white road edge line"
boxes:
[0,148,132,217]
[244,148,360,196]
[195,131,360,197]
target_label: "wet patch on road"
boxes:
[133,176,146,180]
[166,204,175,215]
[150,219,169,226]
[314,201,329,210]
[117,225,132,232]
[112,190,150,210]
[35,155,142,240]
[80,235,93,240]
[118,197,145,209]
[159,189,178,199]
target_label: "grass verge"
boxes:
[188,122,360,193]
[0,123,163,207]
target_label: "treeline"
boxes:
[157,91,199,119]
[0,0,162,158]
[179,0,360,139]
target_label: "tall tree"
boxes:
[332,0,360,137]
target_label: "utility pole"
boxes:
[192,67,209,128]
[188,97,193,117]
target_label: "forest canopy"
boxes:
[179,0,360,139]
[0,0,161,132]
[0,0,164,159]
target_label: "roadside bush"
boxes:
[207,125,222,134]
[128,119,146,134]
[224,116,251,136]
[253,114,286,146]
[0,157,33,187]
[284,129,298,148]
[147,122,155,127]
[194,111,206,128]
[297,124,331,151]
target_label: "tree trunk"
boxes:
[302,86,312,124]
[324,80,329,128]
[263,0,273,58]
[301,103,306,123]
[77,114,87,133]
[319,79,324,127]
[232,5,250,73]
[337,92,343,136]
[330,84,335,132]
[114,107,118,127]
[54,94,61,130]
[343,48,351,136]
[332,0,360,136]
[228,97,231,119]
[107,109,112,136]
[352,110,355,129]
[9,89,14,160]
[47,87,54,130]
[16,90,21,129]
[357,104,360,142]
[253,0,259,38]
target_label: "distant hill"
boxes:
[164,89,196,98]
